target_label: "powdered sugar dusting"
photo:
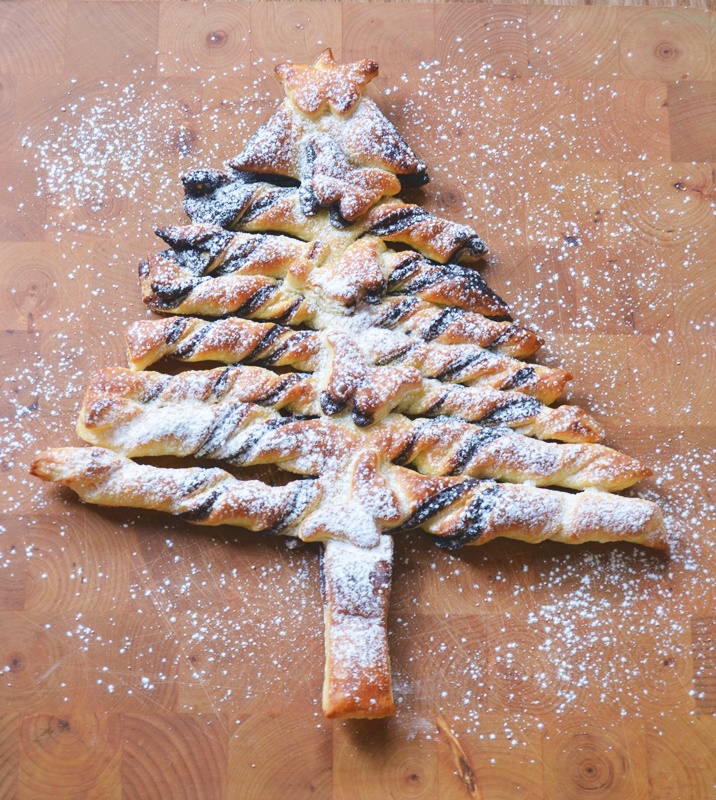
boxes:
[2,50,714,747]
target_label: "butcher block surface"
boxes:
[1,2,716,798]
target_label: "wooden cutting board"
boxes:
[1,3,715,798]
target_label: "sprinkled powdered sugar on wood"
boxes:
[2,52,714,741]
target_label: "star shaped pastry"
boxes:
[274,48,379,117]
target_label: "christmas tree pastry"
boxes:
[32,50,666,720]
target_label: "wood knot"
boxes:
[655,42,677,61]
[438,187,465,208]
[10,266,56,326]
[8,654,23,672]
[566,736,617,793]
[398,758,427,792]
[206,30,228,48]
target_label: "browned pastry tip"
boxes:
[31,447,321,533]
[569,490,666,549]
[229,105,299,175]
[125,318,176,370]
[364,201,488,263]
[537,404,606,443]
[30,446,116,488]
[383,303,542,359]
[424,479,668,552]
[275,48,379,118]
[401,382,605,444]
[496,365,571,406]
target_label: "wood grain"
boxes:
[668,82,716,161]
[19,713,123,800]
[1,2,715,798]
[646,717,716,800]
[122,714,227,800]
[693,617,716,714]
[158,3,252,77]
[543,717,650,800]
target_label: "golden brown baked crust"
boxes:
[77,366,649,491]
[273,49,379,118]
[30,49,667,721]
[142,224,494,315]
[30,447,667,551]
[125,317,601,442]
[322,537,395,719]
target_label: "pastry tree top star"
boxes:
[274,48,379,118]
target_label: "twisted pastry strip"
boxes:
[183,168,485,263]
[125,318,602,443]
[146,225,503,318]
[181,169,294,232]
[139,238,567,403]
[127,317,324,373]
[30,447,668,551]
[139,230,319,325]
[147,224,540,358]
[78,367,648,490]
[377,302,541,359]
[31,446,320,533]
[362,201,487,262]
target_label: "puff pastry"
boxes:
[125,317,603,442]
[31,447,666,551]
[31,49,665,720]
[139,227,569,406]
[77,366,649,491]
[321,537,395,719]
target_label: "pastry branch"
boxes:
[183,170,486,262]
[30,445,319,534]
[141,257,571,404]
[139,229,561,400]
[149,223,541,355]
[125,317,603,443]
[153,224,502,318]
[139,259,541,361]
[30,447,667,551]
[78,366,648,491]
